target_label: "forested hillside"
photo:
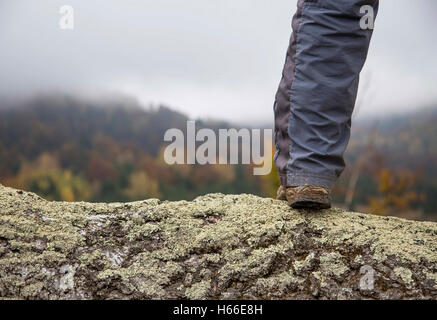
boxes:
[335,108,437,220]
[0,95,265,202]
[0,94,436,221]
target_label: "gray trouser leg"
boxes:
[274,0,379,188]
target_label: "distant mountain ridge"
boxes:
[0,94,436,219]
[0,94,264,203]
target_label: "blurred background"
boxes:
[0,0,436,221]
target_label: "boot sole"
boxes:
[289,193,331,209]
[290,200,331,210]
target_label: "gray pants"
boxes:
[274,0,379,188]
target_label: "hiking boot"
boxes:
[276,185,287,201]
[286,185,331,209]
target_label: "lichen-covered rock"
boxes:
[0,184,436,300]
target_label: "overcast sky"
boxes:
[0,0,436,123]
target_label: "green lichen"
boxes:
[319,252,349,278]
[424,271,437,289]
[1,184,436,300]
[185,279,211,300]
[253,270,303,298]
[293,252,316,273]
[127,223,160,241]
[312,271,329,289]
[20,282,44,298]
[394,267,414,286]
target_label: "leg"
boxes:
[274,0,379,206]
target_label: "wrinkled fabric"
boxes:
[274,0,379,188]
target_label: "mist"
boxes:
[1,0,436,122]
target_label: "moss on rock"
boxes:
[0,184,436,300]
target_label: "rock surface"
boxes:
[0,184,436,300]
